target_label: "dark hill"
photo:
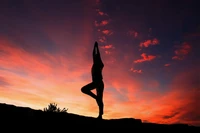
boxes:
[0,103,199,132]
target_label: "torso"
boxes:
[91,63,104,81]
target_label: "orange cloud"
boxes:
[172,42,191,60]
[0,37,94,114]
[139,38,159,48]
[134,53,156,63]
[0,36,199,127]
[152,68,200,126]
[0,37,144,120]
[104,67,200,126]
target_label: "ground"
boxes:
[0,103,199,132]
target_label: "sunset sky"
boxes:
[0,0,200,126]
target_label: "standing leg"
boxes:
[96,81,104,119]
[81,82,97,99]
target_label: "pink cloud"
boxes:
[101,44,114,49]
[134,53,156,63]
[96,9,108,16]
[139,38,159,48]
[102,29,113,35]
[99,36,106,43]
[100,20,109,26]
[94,20,110,27]
[105,51,111,54]
[130,68,142,73]
[100,44,114,55]
[172,42,191,60]
[98,11,104,15]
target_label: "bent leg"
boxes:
[81,82,97,99]
[96,81,104,117]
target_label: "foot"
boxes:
[97,115,103,120]
[99,108,103,115]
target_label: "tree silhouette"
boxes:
[43,103,68,113]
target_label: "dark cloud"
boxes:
[163,111,180,119]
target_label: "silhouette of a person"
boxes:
[81,41,104,119]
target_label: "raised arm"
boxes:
[96,42,100,55]
[93,42,97,57]
[93,42,103,65]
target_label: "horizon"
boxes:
[0,102,197,127]
[0,0,199,126]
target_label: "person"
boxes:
[81,41,104,119]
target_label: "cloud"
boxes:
[0,37,144,120]
[164,63,170,67]
[141,67,200,126]
[105,51,111,54]
[139,38,159,48]
[127,30,138,38]
[108,67,200,126]
[100,44,114,55]
[164,68,200,125]
[130,68,142,74]
[98,36,106,43]
[0,37,101,116]
[102,29,113,35]
[172,42,191,60]
[162,111,180,119]
[94,20,110,27]
[134,53,156,63]
[101,44,114,49]
[1,36,199,126]
[101,20,109,26]
[96,9,108,16]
